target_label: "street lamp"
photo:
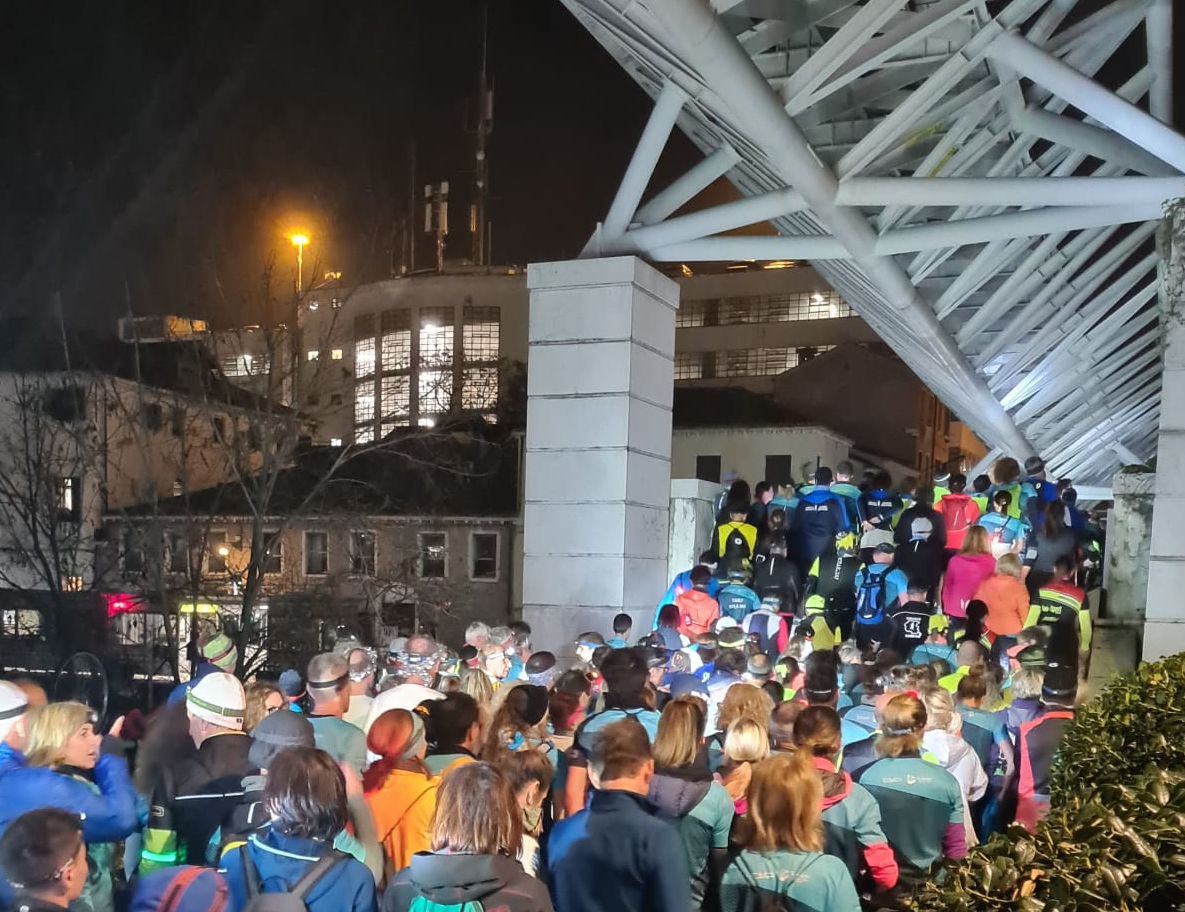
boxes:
[290,234,309,292]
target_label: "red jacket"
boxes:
[936,493,981,550]
[674,589,719,639]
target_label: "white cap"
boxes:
[0,681,28,743]
[186,672,246,730]
[860,529,894,550]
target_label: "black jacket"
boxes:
[143,731,253,869]
[385,852,553,912]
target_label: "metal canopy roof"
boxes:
[562,0,1177,483]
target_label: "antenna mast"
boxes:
[471,1,493,267]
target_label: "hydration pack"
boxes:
[854,570,887,626]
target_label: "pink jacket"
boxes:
[942,553,997,618]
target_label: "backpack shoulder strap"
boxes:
[289,852,348,902]
[158,868,208,912]
[240,843,263,899]
[379,784,437,846]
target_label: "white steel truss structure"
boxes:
[562,0,1177,484]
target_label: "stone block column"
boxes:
[1146,201,1185,661]
[668,478,719,580]
[522,257,678,656]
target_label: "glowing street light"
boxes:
[290,233,310,292]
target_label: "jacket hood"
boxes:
[812,756,851,807]
[802,489,835,504]
[648,774,712,817]
[406,851,523,903]
[922,729,976,768]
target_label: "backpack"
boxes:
[409,897,484,912]
[854,569,887,626]
[240,847,347,912]
[721,526,751,575]
[744,610,781,661]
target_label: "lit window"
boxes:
[263,534,282,575]
[355,337,376,378]
[381,310,412,372]
[674,352,703,380]
[330,437,343,447]
[461,367,497,413]
[350,531,375,576]
[56,477,81,524]
[331,349,343,360]
[355,379,375,428]
[307,350,319,361]
[419,370,452,418]
[355,426,375,444]
[675,302,706,328]
[381,374,411,423]
[470,532,499,581]
[462,306,499,363]
[304,531,328,575]
[418,532,446,579]
[208,531,227,573]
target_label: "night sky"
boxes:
[0,0,695,329]
[1,1,1180,331]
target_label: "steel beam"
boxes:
[634,145,742,225]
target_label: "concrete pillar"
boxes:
[1145,200,1185,660]
[668,478,719,580]
[1106,470,1154,627]
[522,257,678,656]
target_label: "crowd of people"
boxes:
[0,454,1099,912]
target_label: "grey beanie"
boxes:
[249,708,314,769]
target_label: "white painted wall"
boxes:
[671,425,852,488]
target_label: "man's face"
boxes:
[187,712,206,746]
[488,653,511,680]
[576,645,595,664]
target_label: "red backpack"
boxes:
[939,494,979,547]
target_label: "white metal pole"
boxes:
[987,29,1185,172]
[837,176,1185,208]
[648,235,849,262]
[633,145,741,226]
[595,80,688,246]
[1147,0,1173,125]
[623,187,807,253]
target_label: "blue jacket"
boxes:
[792,489,849,570]
[716,583,760,622]
[547,789,690,912]
[219,831,376,912]
[167,662,221,707]
[0,751,139,906]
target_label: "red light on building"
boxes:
[105,594,137,618]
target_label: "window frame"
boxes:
[350,529,376,577]
[417,531,448,580]
[262,531,283,576]
[303,530,329,576]
[469,530,500,582]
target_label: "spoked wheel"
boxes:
[54,651,109,725]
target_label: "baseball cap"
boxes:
[718,627,745,649]
[860,529,894,550]
[187,672,246,731]
[248,708,314,768]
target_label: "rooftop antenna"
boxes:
[470,1,493,267]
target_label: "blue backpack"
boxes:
[409,898,483,912]
[854,569,887,626]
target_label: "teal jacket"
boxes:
[720,849,860,912]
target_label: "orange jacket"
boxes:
[675,588,720,639]
[364,767,438,876]
[973,573,1030,636]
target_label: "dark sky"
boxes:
[1,1,1180,331]
[0,0,695,328]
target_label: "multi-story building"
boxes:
[226,263,976,476]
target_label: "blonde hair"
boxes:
[921,687,957,733]
[244,681,282,733]
[959,526,991,556]
[742,751,822,852]
[1010,667,1044,700]
[26,702,92,769]
[652,696,705,769]
[723,718,770,764]
[874,694,927,759]
[716,683,775,734]
[996,552,1023,578]
[459,666,495,705]
[430,761,521,856]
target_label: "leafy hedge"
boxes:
[910,653,1185,912]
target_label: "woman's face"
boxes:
[63,722,101,769]
[263,691,285,714]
